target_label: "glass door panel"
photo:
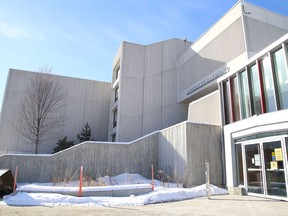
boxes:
[245,144,264,194]
[263,141,286,197]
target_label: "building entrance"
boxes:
[241,137,288,199]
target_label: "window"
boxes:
[260,56,276,112]
[223,80,232,124]
[249,64,262,115]
[113,108,117,128]
[272,48,288,110]
[111,133,116,142]
[239,70,251,119]
[231,76,240,122]
[221,39,288,126]
[116,66,120,80]
[114,86,119,102]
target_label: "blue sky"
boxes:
[0,0,288,111]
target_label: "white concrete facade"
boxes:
[218,33,288,199]
[108,39,192,142]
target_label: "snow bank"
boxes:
[1,173,228,207]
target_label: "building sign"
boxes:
[186,66,230,96]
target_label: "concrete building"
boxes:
[0,1,288,200]
[0,69,111,154]
[108,39,192,142]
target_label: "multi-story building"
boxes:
[1,1,288,200]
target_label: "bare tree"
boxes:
[14,66,65,154]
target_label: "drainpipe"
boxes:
[240,0,251,59]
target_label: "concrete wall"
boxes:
[109,39,191,142]
[0,121,222,187]
[158,123,188,184]
[0,69,112,154]
[177,1,288,104]
[177,2,245,103]
[186,123,222,186]
[244,3,288,57]
[0,133,158,183]
[158,122,222,187]
[188,90,221,125]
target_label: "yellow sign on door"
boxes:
[270,161,278,170]
[275,148,283,161]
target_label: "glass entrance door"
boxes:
[243,138,288,198]
[245,144,264,194]
[263,141,287,197]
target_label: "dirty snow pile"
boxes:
[1,173,228,207]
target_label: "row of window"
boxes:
[221,43,288,125]
[111,64,120,141]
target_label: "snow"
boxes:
[1,173,228,207]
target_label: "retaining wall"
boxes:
[0,122,222,186]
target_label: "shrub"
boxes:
[53,136,75,153]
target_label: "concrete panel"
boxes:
[143,75,162,113]
[158,123,188,182]
[142,109,162,135]
[186,123,222,186]
[188,90,221,125]
[245,17,288,53]
[144,43,162,77]
[161,104,188,130]
[118,115,143,142]
[161,39,184,72]
[122,42,145,78]
[191,2,242,53]
[158,122,222,187]
[119,76,143,116]
[66,78,87,99]
[161,69,177,107]
[245,3,288,30]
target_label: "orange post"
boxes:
[151,164,154,191]
[13,166,18,192]
[78,166,83,197]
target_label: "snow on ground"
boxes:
[1,173,228,207]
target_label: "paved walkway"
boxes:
[0,195,287,216]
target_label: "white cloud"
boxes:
[0,21,29,38]
[0,20,44,40]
